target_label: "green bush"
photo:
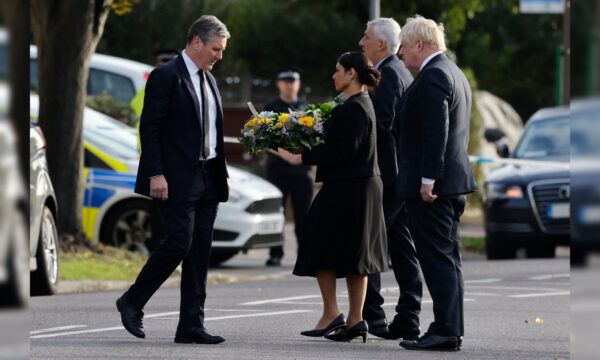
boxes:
[86,92,139,127]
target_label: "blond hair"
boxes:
[401,15,446,52]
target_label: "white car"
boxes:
[29,94,285,265]
[29,44,153,103]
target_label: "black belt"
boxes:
[198,158,217,168]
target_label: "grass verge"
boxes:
[461,236,485,253]
[59,246,148,281]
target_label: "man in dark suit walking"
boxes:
[395,15,477,351]
[358,17,423,341]
[116,15,231,345]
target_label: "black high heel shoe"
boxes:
[301,313,346,337]
[324,320,368,343]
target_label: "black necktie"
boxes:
[199,70,210,159]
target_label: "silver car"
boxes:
[29,122,60,295]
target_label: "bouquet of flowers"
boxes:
[238,99,339,155]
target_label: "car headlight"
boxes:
[484,183,524,201]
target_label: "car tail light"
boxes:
[35,126,47,149]
[143,73,149,81]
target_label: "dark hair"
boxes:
[337,52,381,87]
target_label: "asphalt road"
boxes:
[31,252,570,360]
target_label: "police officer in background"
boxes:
[264,67,314,266]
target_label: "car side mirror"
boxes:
[496,141,510,158]
[484,128,506,143]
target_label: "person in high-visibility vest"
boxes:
[131,49,180,150]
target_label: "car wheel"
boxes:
[485,234,516,260]
[526,244,556,258]
[31,206,60,296]
[0,210,29,306]
[100,199,153,255]
[209,249,238,267]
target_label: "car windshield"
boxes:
[514,116,569,159]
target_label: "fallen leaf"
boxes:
[541,331,546,335]
[524,320,529,323]
[535,317,544,324]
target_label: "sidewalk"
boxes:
[57,215,485,294]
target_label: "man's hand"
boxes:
[277,148,303,165]
[150,175,168,200]
[420,183,438,203]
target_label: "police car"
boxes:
[30,95,285,265]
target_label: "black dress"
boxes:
[292,92,388,278]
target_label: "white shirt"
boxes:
[182,50,217,160]
[419,51,443,185]
[420,51,443,72]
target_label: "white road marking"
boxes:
[468,285,568,292]
[509,291,570,298]
[464,278,502,284]
[30,325,87,335]
[240,295,320,305]
[31,310,311,339]
[31,326,124,339]
[464,292,501,297]
[528,273,570,281]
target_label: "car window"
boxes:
[84,148,113,170]
[571,106,600,156]
[87,68,135,103]
[30,59,38,91]
[0,43,7,80]
[514,116,569,159]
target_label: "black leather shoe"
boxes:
[116,294,145,339]
[265,257,282,266]
[301,313,345,337]
[325,320,368,343]
[383,321,420,340]
[366,319,390,338]
[174,327,225,344]
[400,333,459,351]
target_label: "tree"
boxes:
[30,0,136,239]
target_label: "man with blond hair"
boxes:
[358,17,422,341]
[395,15,477,351]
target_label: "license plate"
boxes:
[547,203,570,219]
[258,220,282,234]
[578,205,600,225]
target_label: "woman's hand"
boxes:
[276,147,303,165]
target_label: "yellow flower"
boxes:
[298,116,314,127]
[279,113,290,122]
[249,129,254,135]
[275,122,283,129]
[259,118,267,126]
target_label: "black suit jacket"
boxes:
[395,53,477,199]
[302,92,380,182]
[134,54,229,203]
[370,55,413,189]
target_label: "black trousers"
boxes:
[126,165,219,330]
[406,195,466,337]
[266,164,313,259]
[363,187,422,331]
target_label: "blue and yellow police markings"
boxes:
[82,168,138,241]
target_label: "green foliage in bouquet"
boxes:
[238,98,339,155]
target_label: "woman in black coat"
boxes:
[278,52,388,342]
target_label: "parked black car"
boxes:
[482,107,569,259]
